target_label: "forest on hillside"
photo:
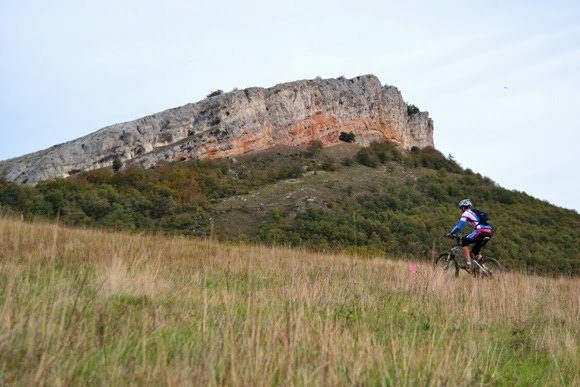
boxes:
[0,142,578,275]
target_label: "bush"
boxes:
[321,160,337,171]
[407,105,420,115]
[306,140,323,157]
[355,141,404,168]
[342,157,354,166]
[278,164,303,179]
[404,147,461,172]
[112,157,123,172]
[206,90,224,98]
[356,148,379,168]
[339,132,356,143]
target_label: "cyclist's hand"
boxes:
[445,232,453,239]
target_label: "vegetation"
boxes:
[305,140,323,157]
[0,217,577,384]
[112,156,123,172]
[206,89,224,98]
[407,104,420,115]
[339,131,356,143]
[0,142,578,275]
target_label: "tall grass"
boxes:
[0,217,578,385]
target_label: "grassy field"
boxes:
[0,217,578,385]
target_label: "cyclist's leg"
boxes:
[471,237,484,259]
[472,232,492,259]
[461,231,479,266]
[461,245,471,264]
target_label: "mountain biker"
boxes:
[446,199,493,270]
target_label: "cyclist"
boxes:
[446,199,493,270]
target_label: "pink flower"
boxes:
[409,263,417,276]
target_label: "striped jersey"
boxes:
[450,209,492,235]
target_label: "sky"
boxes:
[0,0,579,210]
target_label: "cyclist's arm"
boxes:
[450,219,465,235]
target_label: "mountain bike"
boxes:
[434,234,502,278]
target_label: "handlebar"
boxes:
[444,233,463,241]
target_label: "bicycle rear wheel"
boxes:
[478,257,503,278]
[435,252,459,277]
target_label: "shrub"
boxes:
[355,141,403,167]
[356,148,379,168]
[342,157,354,166]
[306,140,323,157]
[339,132,356,143]
[370,141,402,162]
[278,164,303,179]
[404,146,461,172]
[407,105,420,115]
[112,157,123,172]
[321,160,337,171]
[206,90,224,98]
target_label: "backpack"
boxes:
[473,209,490,226]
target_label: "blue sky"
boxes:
[1,0,579,210]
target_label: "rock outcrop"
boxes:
[0,75,434,184]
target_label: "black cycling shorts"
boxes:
[461,230,493,256]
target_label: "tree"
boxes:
[339,132,356,143]
[112,157,123,172]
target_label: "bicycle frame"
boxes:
[451,234,494,276]
[471,258,492,276]
[449,235,464,263]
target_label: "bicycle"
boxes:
[434,234,503,278]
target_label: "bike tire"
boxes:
[435,252,459,277]
[478,257,503,278]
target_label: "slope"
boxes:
[0,142,578,275]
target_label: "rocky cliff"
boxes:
[0,75,434,184]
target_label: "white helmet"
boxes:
[458,199,472,208]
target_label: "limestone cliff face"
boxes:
[0,75,434,184]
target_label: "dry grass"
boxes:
[0,217,578,385]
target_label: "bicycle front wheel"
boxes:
[435,252,459,277]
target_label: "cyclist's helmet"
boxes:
[458,199,472,208]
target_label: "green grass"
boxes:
[0,217,578,385]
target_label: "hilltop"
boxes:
[0,75,432,184]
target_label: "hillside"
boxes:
[0,217,577,384]
[0,142,578,275]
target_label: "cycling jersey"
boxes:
[450,209,493,236]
